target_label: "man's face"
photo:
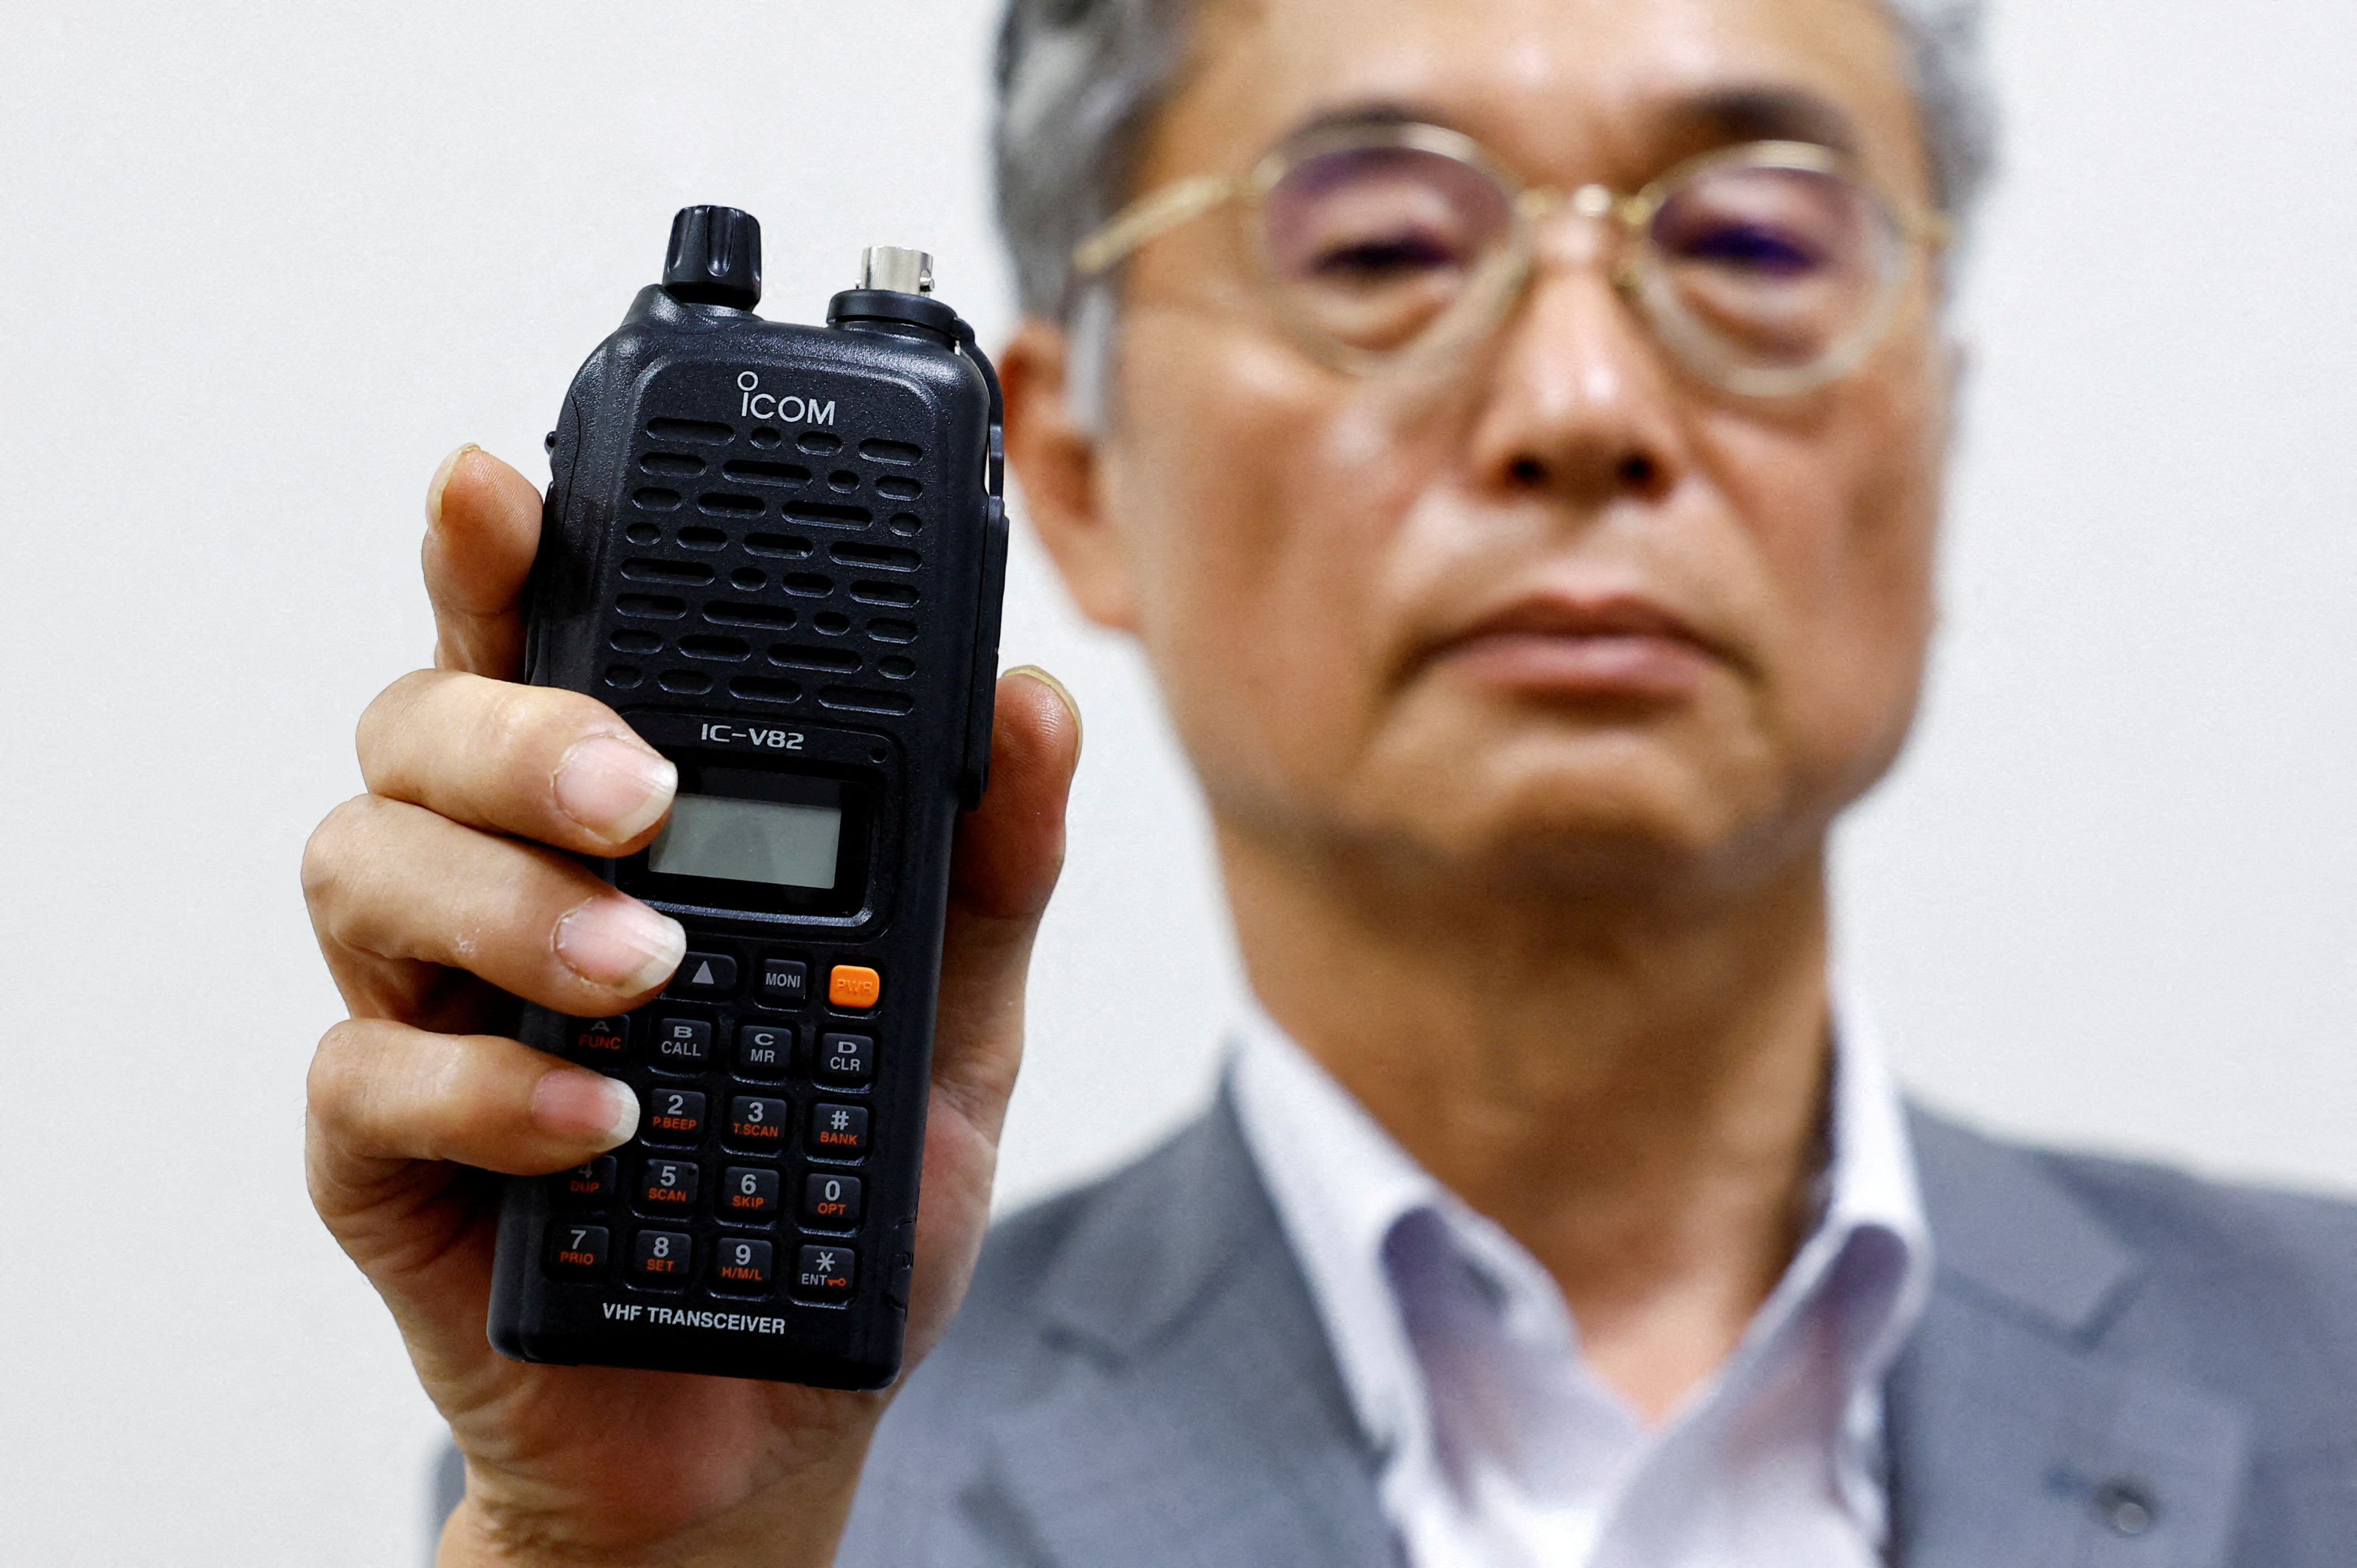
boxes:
[1041,0,1950,898]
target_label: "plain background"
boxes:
[2,1,2353,1561]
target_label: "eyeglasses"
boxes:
[1073,120,1950,398]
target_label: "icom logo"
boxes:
[737,371,835,426]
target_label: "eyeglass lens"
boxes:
[1257,142,1903,381]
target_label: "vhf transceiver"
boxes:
[488,206,1007,1389]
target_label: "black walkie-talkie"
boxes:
[487,206,1007,1389]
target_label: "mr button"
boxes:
[827,964,882,1010]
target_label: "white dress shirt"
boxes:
[1227,997,1933,1568]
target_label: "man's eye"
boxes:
[1674,223,1823,274]
[1309,233,1460,280]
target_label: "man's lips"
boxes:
[1421,595,1731,700]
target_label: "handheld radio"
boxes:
[487,206,1007,1389]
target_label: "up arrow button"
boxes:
[667,952,738,1000]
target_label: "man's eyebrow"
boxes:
[1281,100,1455,143]
[1664,86,1864,157]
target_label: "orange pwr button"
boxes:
[828,964,882,1009]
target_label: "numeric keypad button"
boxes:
[735,1023,793,1081]
[650,1017,712,1072]
[555,1155,616,1207]
[545,1223,609,1278]
[726,1096,790,1153]
[809,1102,870,1159]
[631,1229,693,1284]
[712,1237,775,1292]
[567,1017,630,1065]
[816,1032,875,1087]
[800,1173,863,1228]
[720,1165,780,1221]
[642,1088,708,1145]
[794,1243,856,1299]
[636,1159,699,1213]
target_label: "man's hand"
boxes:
[302,446,1080,1566]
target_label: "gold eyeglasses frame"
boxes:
[1072,120,1953,398]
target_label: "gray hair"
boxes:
[993,0,1997,323]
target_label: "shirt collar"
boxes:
[1226,987,1934,1464]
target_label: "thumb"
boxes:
[930,668,1082,1135]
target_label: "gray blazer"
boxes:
[428,1098,2357,1562]
[838,1097,2357,1567]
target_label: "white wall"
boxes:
[0,1,2349,1562]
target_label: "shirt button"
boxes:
[2092,1478,2157,1537]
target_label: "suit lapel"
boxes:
[977,1093,1393,1568]
[1889,1110,2251,1568]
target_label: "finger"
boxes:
[303,795,684,1015]
[423,445,543,676]
[309,1018,639,1182]
[358,670,677,857]
[930,666,1083,1132]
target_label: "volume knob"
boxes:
[664,206,762,310]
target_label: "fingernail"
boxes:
[554,735,677,845]
[553,898,684,996]
[1005,665,1083,759]
[532,1067,639,1147]
[426,443,481,529]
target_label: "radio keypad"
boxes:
[544,949,883,1296]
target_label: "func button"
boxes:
[650,1017,712,1072]
[567,1017,629,1064]
[816,1033,875,1087]
[735,1023,793,1081]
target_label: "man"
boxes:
[302,0,2357,1562]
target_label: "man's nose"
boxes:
[1463,240,1688,510]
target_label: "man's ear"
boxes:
[1000,316,1140,633]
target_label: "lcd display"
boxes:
[648,794,844,889]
